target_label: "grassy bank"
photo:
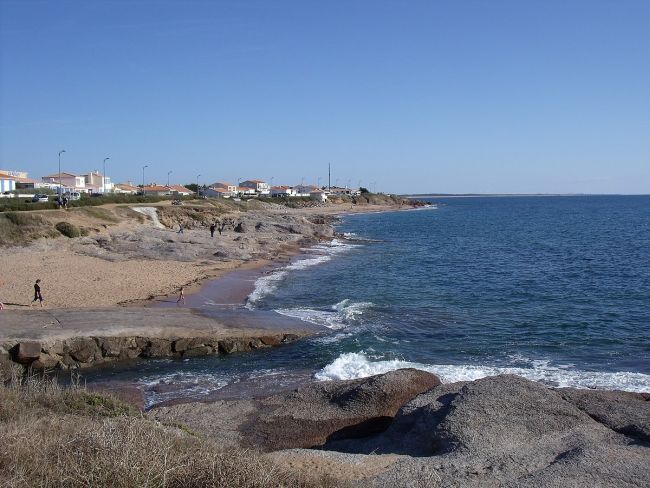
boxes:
[0,364,337,488]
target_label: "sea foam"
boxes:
[246,239,360,307]
[315,352,650,393]
[275,299,374,330]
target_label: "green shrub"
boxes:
[55,221,81,238]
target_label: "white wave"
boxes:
[246,270,288,306]
[246,239,360,307]
[315,352,650,393]
[131,206,165,229]
[285,254,332,270]
[333,299,374,320]
[275,300,374,330]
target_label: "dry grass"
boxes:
[0,212,59,245]
[0,364,337,488]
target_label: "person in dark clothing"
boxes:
[31,279,44,307]
[210,223,216,238]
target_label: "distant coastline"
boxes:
[403,193,649,198]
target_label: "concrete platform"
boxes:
[0,307,323,343]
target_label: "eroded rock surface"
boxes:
[151,368,441,451]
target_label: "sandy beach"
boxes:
[0,199,405,310]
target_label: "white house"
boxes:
[295,184,317,197]
[212,181,237,193]
[141,184,171,196]
[310,189,328,202]
[270,186,297,197]
[113,183,140,194]
[204,187,233,198]
[168,185,193,196]
[82,170,113,193]
[42,172,86,193]
[0,172,16,193]
[241,179,270,195]
[237,186,257,196]
[206,181,238,197]
[328,186,361,196]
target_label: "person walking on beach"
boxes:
[177,286,186,304]
[31,279,44,307]
[177,222,184,234]
[210,223,216,238]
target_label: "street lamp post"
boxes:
[103,157,110,194]
[58,150,66,198]
[237,177,242,197]
[196,174,201,196]
[142,165,148,195]
[167,170,172,187]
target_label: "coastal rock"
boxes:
[218,339,251,354]
[332,375,615,457]
[41,341,64,356]
[66,338,99,363]
[99,337,137,358]
[260,336,282,346]
[142,338,172,358]
[152,369,441,452]
[558,388,650,442]
[331,375,650,488]
[31,352,60,369]
[14,342,42,363]
[173,338,199,352]
[182,345,213,357]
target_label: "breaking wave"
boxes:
[315,352,650,393]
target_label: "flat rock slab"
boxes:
[0,307,322,343]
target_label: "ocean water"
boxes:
[86,196,650,406]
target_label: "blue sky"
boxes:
[1,0,649,194]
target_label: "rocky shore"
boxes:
[0,307,322,370]
[152,370,650,487]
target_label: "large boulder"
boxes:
[14,342,42,364]
[31,352,60,369]
[151,368,441,451]
[357,375,650,488]
[99,337,138,358]
[66,338,100,363]
[141,338,172,358]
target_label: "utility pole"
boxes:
[167,171,172,187]
[103,157,110,194]
[58,150,66,199]
[328,163,331,192]
[142,165,148,195]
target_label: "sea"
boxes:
[84,195,650,407]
